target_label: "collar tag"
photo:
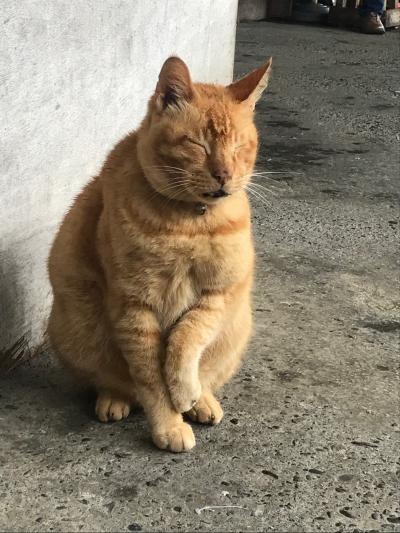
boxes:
[195,203,207,215]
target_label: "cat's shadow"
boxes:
[1,351,236,458]
[0,354,150,448]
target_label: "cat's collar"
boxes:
[194,203,207,215]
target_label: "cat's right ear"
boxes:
[227,58,272,106]
[155,56,194,111]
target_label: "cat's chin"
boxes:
[201,192,234,206]
[153,188,230,207]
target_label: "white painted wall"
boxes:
[0,0,238,352]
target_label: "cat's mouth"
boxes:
[203,189,230,199]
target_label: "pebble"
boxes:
[128,523,142,531]
[308,468,324,475]
[262,470,279,479]
[338,474,354,482]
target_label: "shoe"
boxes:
[359,12,385,34]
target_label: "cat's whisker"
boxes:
[247,182,280,197]
[236,173,293,196]
[246,189,268,206]
[246,186,272,203]
[236,175,278,191]
[144,179,190,195]
[245,188,277,213]
[148,186,189,203]
[154,169,191,176]
[143,180,191,204]
[252,175,293,184]
[245,184,275,204]
[253,170,301,175]
[155,178,191,189]
[145,165,192,175]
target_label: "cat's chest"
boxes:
[154,235,248,328]
[123,230,249,325]
[189,234,250,288]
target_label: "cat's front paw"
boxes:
[166,372,202,413]
[152,421,196,453]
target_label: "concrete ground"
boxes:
[1,21,399,533]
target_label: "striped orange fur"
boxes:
[48,56,272,452]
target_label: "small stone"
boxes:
[253,506,264,517]
[115,452,131,459]
[371,512,379,520]
[127,524,142,531]
[308,468,324,475]
[339,509,355,519]
[230,418,239,425]
[173,506,182,512]
[104,502,115,514]
[376,365,390,371]
[338,474,354,482]
[387,516,400,524]
[262,470,279,479]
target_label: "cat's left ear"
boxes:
[155,56,194,111]
[227,58,272,106]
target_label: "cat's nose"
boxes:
[212,167,232,186]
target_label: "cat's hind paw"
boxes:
[186,391,224,425]
[95,392,131,422]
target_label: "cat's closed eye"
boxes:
[185,137,210,155]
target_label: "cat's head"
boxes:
[137,56,271,205]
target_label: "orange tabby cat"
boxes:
[48,56,271,452]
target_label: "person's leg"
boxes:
[359,0,385,34]
[360,0,385,15]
